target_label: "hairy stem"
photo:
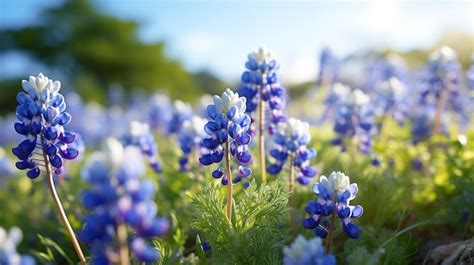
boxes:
[288,154,296,231]
[40,134,86,265]
[324,195,337,253]
[432,90,446,135]
[258,97,267,183]
[117,221,130,265]
[225,140,233,222]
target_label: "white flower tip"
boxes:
[104,137,124,168]
[130,121,150,136]
[250,46,274,64]
[431,46,457,62]
[9,227,23,245]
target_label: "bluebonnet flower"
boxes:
[79,138,169,264]
[0,148,15,187]
[419,47,470,132]
[267,118,317,185]
[238,47,287,134]
[178,116,207,171]
[0,226,36,265]
[283,235,336,265]
[372,77,408,125]
[317,47,339,88]
[123,121,162,173]
[420,46,461,104]
[364,54,406,92]
[201,241,211,252]
[331,88,376,155]
[148,94,172,134]
[168,100,193,135]
[322,83,351,123]
[411,158,424,171]
[303,172,363,239]
[199,89,253,185]
[12,74,79,179]
[410,105,436,143]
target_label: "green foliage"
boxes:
[190,181,290,265]
[0,0,226,109]
[31,234,75,264]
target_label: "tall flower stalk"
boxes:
[420,46,462,135]
[199,89,253,222]
[267,118,317,227]
[12,74,86,264]
[238,47,286,183]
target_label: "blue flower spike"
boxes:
[79,138,169,264]
[267,117,317,186]
[13,73,80,178]
[11,73,86,264]
[199,88,252,221]
[178,116,207,171]
[304,171,363,252]
[238,47,287,182]
[417,46,467,137]
[124,121,162,173]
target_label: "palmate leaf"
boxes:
[190,181,290,264]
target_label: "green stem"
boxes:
[324,195,337,253]
[117,221,130,265]
[40,134,86,265]
[259,98,267,183]
[288,154,296,231]
[432,90,446,136]
[225,140,233,222]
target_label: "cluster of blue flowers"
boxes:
[79,138,169,264]
[363,54,406,93]
[410,47,468,141]
[410,105,439,144]
[331,88,376,155]
[420,46,462,105]
[267,118,317,185]
[199,89,253,185]
[168,100,193,135]
[0,226,36,265]
[303,172,363,239]
[419,47,470,129]
[238,47,286,134]
[177,116,207,171]
[372,77,408,125]
[148,94,172,134]
[283,235,335,265]
[123,121,162,173]
[12,74,79,179]
[317,47,339,88]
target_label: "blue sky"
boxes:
[0,0,472,83]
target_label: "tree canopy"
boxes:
[0,0,222,111]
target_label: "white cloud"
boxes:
[175,31,222,58]
[280,52,317,84]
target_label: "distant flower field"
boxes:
[0,46,473,265]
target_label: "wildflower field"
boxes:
[0,1,473,265]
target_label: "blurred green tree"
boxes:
[0,0,217,109]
